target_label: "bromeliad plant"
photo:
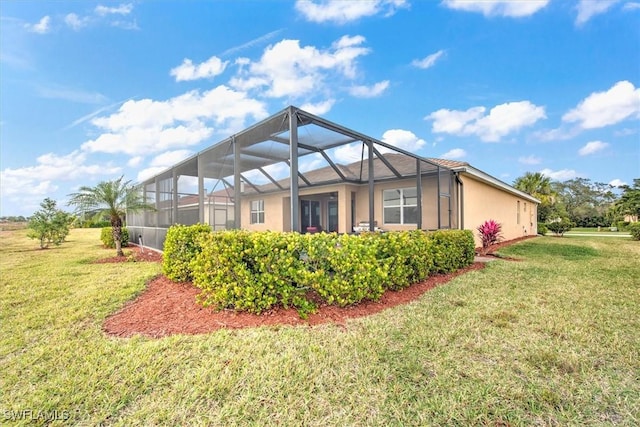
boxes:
[477,219,503,254]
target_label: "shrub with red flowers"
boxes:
[477,219,503,254]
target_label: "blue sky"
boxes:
[1,0,639,217]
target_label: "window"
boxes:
[250,200,264,224]
[383,188,418,224]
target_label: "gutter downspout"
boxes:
[454,172,464,230]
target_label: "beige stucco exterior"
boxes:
[240,170,537,248]
[459,173,537,245]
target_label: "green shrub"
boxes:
[100,227,129,249]
[629,223,640,241]
[162,224,212,282]
[188,229,475,317]
[616,221,630,231]
[537,222,548,235]
[546,219,573,236]
[429,230,475,273]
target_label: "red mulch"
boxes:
[102,236,537,338]
[93,245,163,263]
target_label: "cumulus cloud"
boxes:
[95,3,133,16]
[170,56,229,82]
[426,101,546,142]
[0,151,121,203]
[562,80,640,129]
[149,150,193,167]
[381,129,427,151]
[518,155,542,165]
[411,50,445,69]
[348,80,390,98]
[25,16,51,34]
[65,13,90,30]
[575,0,620,25]
[295,0,408,24]
[81,85,268,156]
[442,0,550,17]
[441,148,467,159]
[300,99,336,115]
[540,168,579,181]
[578,140,609,156]
[609,178,627,187]
[229,36,371,99]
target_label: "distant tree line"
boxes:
[513,173,640,231]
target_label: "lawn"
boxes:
[1,228,639,426]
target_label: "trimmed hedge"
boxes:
[162,223,212,282]
[162,225,475,317]
[100,227,129,249]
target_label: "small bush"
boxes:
[629,223,640,241]
[430,230,475,273]
[547,219,573,236]
[100,227,129,249]
[537,223,548,235]
[477,220,503,254]
[162,224,212,282]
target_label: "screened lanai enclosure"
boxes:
[127,106,461,251]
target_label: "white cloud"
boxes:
[300,99,336,115]
[442,0,550,17]
[333,142,366,163]
[427,101,546,142]
[136,167,167,183]
[0,151,121,201]
[170,56,229,82]
[295,0,408,24]
[540,168,580,181]
[609,178,627,187]
[575,0,620,25]
[381,129,427,151]
[221,29,284,57]
[562,80,640,129]
[64,13,91,30]
[127,156,143,167]
[25,16,51,34]
[578,140,609,156]
[348,80,390,98]
[149,150,193,167]
[229,36,371,99]
[518,155,542,165]
[411,50,445,69]
[441,148,467,159]
[95,3,133,16]
[82,85,268,155]
[623,2,640,11]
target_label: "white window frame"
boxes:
[250,200,265,224]
[383,187,418,225]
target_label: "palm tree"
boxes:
[68,176,153,256]
[513,172,557,222]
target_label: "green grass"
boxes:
[2,229,639,426]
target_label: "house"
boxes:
[127,106,539,251]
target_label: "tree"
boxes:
[27,198,73,248]
[67,176,153,256]
[553,178,617,227]
[513,172,556,222]
[613,179,640,221]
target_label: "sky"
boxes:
[1,0,639,217]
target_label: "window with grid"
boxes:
[250,200,264,224]
[383,188,418,224]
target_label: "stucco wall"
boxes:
[460,174,537,246]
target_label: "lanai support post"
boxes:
[233,136,242,229]
[368,140,375,232]
[197,156,205,223]
[172,169,178,225]
[289,107,300,233]
[437,165,441,229]
[416,159,422,230]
